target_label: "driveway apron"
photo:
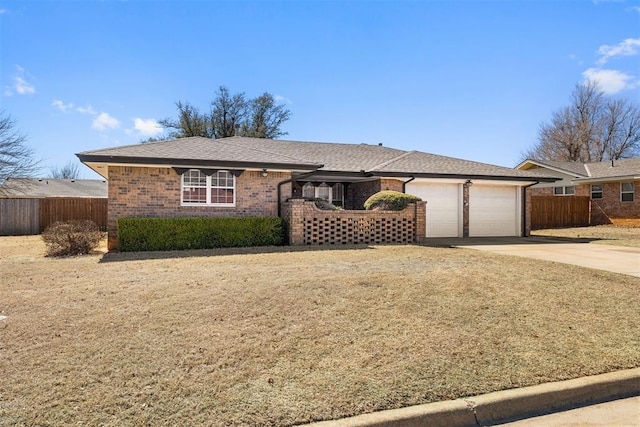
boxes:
[436,237,640,278]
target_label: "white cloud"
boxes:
[52,100,74,112]
[5,65,36,96]
[77,105,97,115]
[582,68,638,94]
[92,112,120,131]
[274,94,293,104]
[597,38,640,65]
[133,118,162,136]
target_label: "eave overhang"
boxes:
[76,154,323,179]
[368,171,559,183]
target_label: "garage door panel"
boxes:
[406,183,461,238]
[470,186,519,237]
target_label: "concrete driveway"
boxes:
[426,237,640,278]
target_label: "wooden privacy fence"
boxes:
[530,196,590,229]
[0,198,107,235]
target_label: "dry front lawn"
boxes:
[533,224,640,247]
[1,236,639,426]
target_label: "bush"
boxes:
[117,217,285,252]
[41,220,104,257]
[313,198,340,210]
[363,190,422,211]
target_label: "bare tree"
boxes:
[525,81,640,162]
[158,86,290,140]
[0,110,39,192]
[50,161,81,179]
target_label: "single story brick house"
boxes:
[517,158,640,224]
[77,136,556,249]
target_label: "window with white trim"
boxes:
[553,186,575,196]
[181,169,235,206]
[591,184,603,200]
[621,182,634,202]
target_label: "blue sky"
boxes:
[1,0,639,179]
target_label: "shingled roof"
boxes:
[0,178,107,198]
[518,158,640,181]
[78,136,557,182]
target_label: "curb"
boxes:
[305,367,640,427]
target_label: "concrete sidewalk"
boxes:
[426,237,640,277]
[307,368,640,427]
[500,395,640,426]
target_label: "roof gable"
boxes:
[518,158,640,181]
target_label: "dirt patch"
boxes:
[1,236,639,426]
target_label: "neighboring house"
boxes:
[0,178,108,235]
[517,158,640,224]
[77,136,557,249]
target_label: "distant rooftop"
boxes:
[0,178,108,198]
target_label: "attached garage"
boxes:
[406,180,462,238]
[406,179,524,238]
[469,184,520,237]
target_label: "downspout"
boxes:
[521,182,538,237]
[402,176,416,193]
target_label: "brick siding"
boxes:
[107,166,291,249]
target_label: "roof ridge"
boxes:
[368,150,414,171]
[584,163,592,177]
[214,138,323,167]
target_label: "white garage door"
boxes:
[406,183,461,237]
[469,185,519,237]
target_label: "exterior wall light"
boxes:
[262,169,268,177]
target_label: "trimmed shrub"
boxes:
[312,198,340,210]
[41,220,104,257]
[363,190,422,211]
[117,216,285,252]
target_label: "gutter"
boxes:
[402,176,416,193]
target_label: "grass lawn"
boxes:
[1,236,639,426]
[532,224,640,247]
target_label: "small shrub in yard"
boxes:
[364,190,422,211]
[41,220,103,257]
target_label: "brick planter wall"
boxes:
[107,166,291,249]
[281,199,427,245]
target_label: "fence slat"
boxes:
[0,199,40,235]
[531,196,590,229]
[39,198,108,232]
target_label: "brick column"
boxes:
[282,199,306,245]
[415,201,427,243]
[462,182,470,237]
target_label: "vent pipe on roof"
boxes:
[611,159,615,167]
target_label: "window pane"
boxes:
[565,186,575,195]
[332,183,344,201]
[184,169,206,186]
[211,188,234,204]
[302,183,315,198]
[316,183,330,200]
[183,187,207,203]
[622,182,634,192]
[592,184,603,191]
[554,187,563,195]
